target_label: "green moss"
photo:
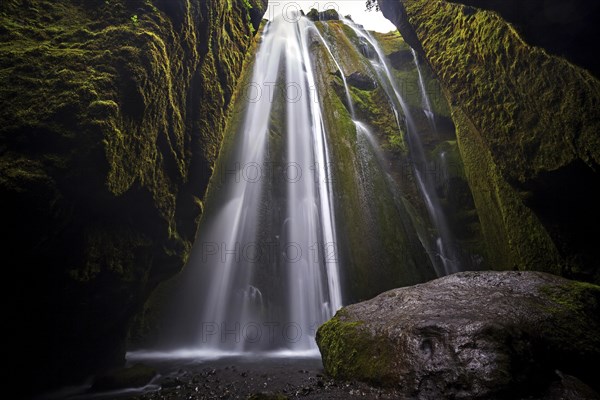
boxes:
[371,30,406,55]
[453,108,561,272]
[540,281,600,314]
[383,0,600,276]
[311,21,435,301]
[317,314,396,385]
[537,281,600,358]
[350,86,407,153]
[0,0,267,390]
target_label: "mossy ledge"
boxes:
[378,0,600,281]
[0,0,266,393]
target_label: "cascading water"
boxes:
[157,13,343,355]
[309,26,355,118]
[342,18,461,275]
[129,14,467,365]
[285,13,342,348]
[412,48,436,131]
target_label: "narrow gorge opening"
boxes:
[127,2,482,363]
[7,1,599,398]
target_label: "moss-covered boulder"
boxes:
[317,271,600,399]
[378,0,600,282]
[0,0,266,394]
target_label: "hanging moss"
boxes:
[0,0,267,393]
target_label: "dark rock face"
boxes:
[378,0,600,282]
[346,72,377,90]
[447,0,600,77]
[306,8,340,22]
[317,271,600,399]
[387,49,414,70]
[0,0,265,394]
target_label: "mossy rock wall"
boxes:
[446,0,600,78]
[0,0,266,393]
[312,20,438,302]
[378,0,600,281]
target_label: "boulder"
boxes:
[317,271,600,399]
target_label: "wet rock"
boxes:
[388,50,414,71]
[161,377,183,389]
[541,372,600,400]
[347,72,377,91]
[446,0,600,77]
[379,0,600,282]
[306,8,339,21]
[248,392,288,400]
[317,271,600,399]
[1,0,269,395]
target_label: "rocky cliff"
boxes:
[377,0,600,282]
[0,0,266,393]
[447,0,600,78]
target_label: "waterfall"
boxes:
[286,14,342,349]
[309,26,355,118]
[159,13,343,355]
[342,18,460,275]
[128,15,467,365]
[412,48,436,131]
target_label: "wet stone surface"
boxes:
[118,357,405,400]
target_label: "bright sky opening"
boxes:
[263,1,398,33]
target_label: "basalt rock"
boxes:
[388,49,414,71]
[317,271,600,399]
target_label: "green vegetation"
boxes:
[537,280,600,371]
[384,0,600,278]
[317,312,396,385]
[311,20,437,301]
[0,0,266,391]
[452,108,561,272]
